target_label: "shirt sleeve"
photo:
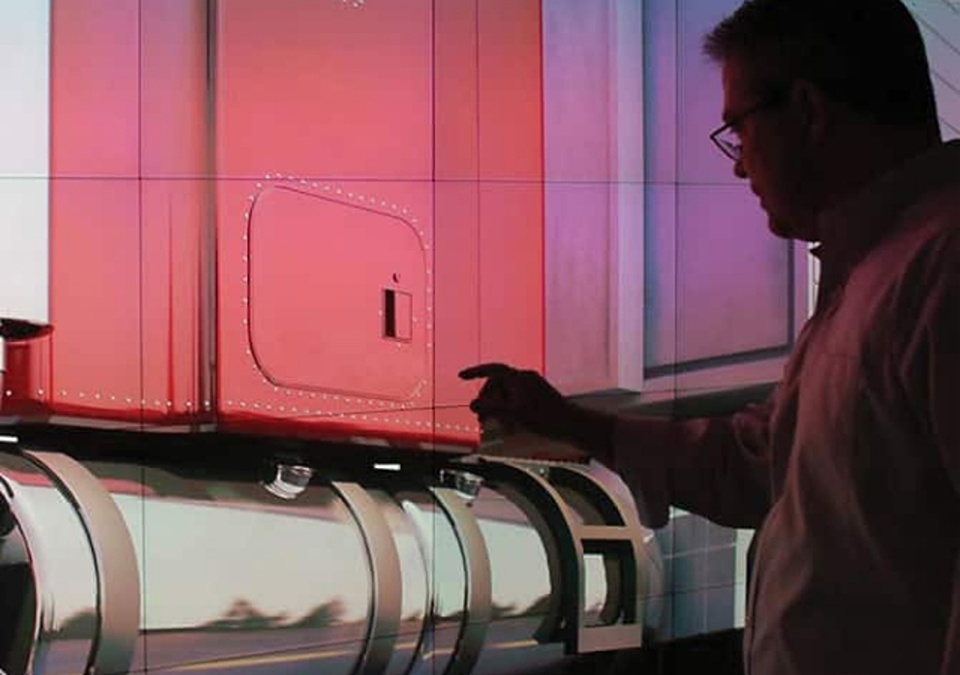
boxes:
[896,232,960,674]
[609,399,774,529]
[929,292,960,675]
[945,562,960,675]
[920,238,960,514]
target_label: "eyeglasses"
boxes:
[709,93,786,162]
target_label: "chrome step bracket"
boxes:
[466,457,647,654]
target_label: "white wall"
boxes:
[0,2,50,326]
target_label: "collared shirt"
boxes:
[612,140,960,675]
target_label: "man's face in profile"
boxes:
[720,57,821,242]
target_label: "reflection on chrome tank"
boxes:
[0,433,662,675]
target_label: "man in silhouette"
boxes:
[462,1,959,673]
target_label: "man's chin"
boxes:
[767,214,818,242]
[766,215,793,239]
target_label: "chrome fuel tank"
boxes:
[0,436,662,675]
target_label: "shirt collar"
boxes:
[812,139,960,303]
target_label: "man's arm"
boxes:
[461,364,775,529]
[603,403,773,529]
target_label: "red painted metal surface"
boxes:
[2,0,544,449]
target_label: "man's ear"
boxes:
[790,79,829,145]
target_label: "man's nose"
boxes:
[733,158,747,179]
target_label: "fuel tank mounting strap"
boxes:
[330,481,403,675]
[23,450,141,675]
[430,486,492,675]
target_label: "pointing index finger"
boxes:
[458,363,515,380]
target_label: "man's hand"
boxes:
[458,363,571,441]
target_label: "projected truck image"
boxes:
[0,1,665,674]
